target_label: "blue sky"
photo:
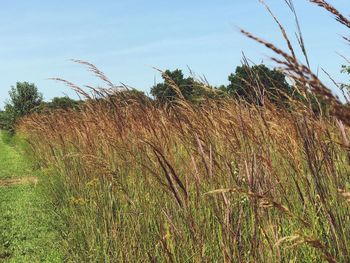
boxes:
[0,0,349,108]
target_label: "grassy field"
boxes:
[1,2,349,262]
[0,132,63,263]
[18,95,350,262]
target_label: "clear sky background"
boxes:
[0,0,349,109]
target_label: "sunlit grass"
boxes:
[0,132,63,262]
[19,95,350,262]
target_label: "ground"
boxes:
[0,132,62,263]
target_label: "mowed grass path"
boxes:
[0,132,62,262]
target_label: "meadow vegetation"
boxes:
[18,90,350,262]
[0,132,63,262]
[1,0,350,262]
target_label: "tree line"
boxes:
[0,63,335,132]
[151,64,295,105]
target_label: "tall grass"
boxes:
[18,91,350,262]
[18,1,350,262]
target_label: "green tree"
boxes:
[225,64,294,105]
[2,82,43,131]
[37,97,83,113]
[9,82,43,117]
[50,97,77,110]
[46,96,81,110]
[151,69,195,103]
[151,69,222,103]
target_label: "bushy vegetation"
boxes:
[0,84,81,132]
[38,96,82,111]
[0,82,42,132]
[150,69,222,103]
[150,65,299,105]
[225,64,296,105]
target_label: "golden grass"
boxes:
[17,92,350,262]
[15,0,350,261]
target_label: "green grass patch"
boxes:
[0,131,64,262]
